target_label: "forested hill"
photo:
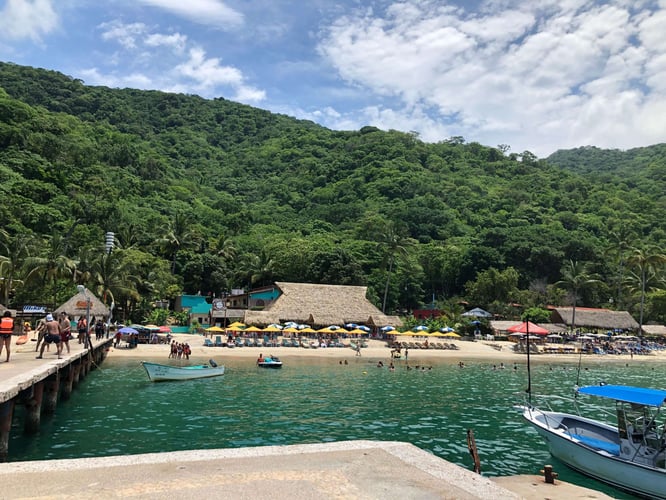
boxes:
[0,61,664,323]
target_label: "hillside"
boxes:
[0,62,664,324]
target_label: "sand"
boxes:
[105,334,665,366]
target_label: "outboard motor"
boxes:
[209,359,218,368]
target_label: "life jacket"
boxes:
[0,317,14,334]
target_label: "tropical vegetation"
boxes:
[0,62,664,326]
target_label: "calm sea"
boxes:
[11,354,661,498]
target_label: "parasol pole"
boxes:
[525,319,532,403]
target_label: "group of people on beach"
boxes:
[168,340,191,359]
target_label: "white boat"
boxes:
[522,384,666,498]
[141,360,225,382]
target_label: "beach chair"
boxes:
[214,336,224,347]
[203,338,214,347]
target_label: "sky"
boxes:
[1,0,665,158]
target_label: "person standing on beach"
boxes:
[0,310,15,362]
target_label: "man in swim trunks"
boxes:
[36,314,62,359]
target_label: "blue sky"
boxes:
[1,0,665,157]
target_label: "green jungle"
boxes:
[0,62,665,327]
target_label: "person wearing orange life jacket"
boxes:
[0,310,15,362]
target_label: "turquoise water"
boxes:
[11,355,661,498]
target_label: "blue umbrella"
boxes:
[413,325,429,331]
[380,326,395,332]
[358,325,371,332]
[119,327,138,335]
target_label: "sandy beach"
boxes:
[105,334,666,366]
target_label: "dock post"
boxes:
[22,382,44,434]
[62,366,75,401]
[43,372,60,414]
[0,400,16,462]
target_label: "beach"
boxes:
[105,334,665,366]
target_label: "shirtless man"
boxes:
[36,314,62,359]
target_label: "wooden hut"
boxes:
[54,288,110,321]
[550,307,638,331]
[243,282,402,330]
[642,325,666,337]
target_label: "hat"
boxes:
[46,314,54,321]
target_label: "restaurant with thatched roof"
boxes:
[54,288,110,320]
[550,307,638,331]
[243,282,402,330]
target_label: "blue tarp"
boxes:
[578,385,666,407]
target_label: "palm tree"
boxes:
[554,260,601,333]
[0,233,36,306]
[376,222,412,313]
[157,212,199,273]
[24,234,78,307]
[606,226,636,309]
[626,247,666,335]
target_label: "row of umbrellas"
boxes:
[118,324,172,335]
[204,322,375,335]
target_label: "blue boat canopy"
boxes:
[578,385,666,407]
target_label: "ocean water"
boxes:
[11,354,661,498]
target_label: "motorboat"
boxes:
[141,360,225,382]
[257,355,283,369]
[522,384,666,498]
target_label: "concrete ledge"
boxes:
[0,440,520,499]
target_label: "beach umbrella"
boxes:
[507,321,549,335]
[283,327,300,334]
[158,326,172,333]
[227,321,246,329]
[380,326,395,332]
[299,327,317,334]
[345,323,358,329]
[438,327,455,333]
[206,326,225,332]
[118,327,138,335]
[348,328,368,335]
[262,325,282,333]
[441,332,461,338]
[413,325,429,331]
[357,325,371,332]
[244,326,262,333]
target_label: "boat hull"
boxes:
[523,407,666,499]
[257,361,282,369]
[141,361,225,382]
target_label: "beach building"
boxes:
[642,324,666,337]
[550,307,639,331]
[243,282,402,331]
[54,288,110,321]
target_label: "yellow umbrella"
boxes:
[283,327,300,334]
[244,326,262,333]
[299,327,317,333]
[206,326,225,332]
[262,325,282,333]
[441,332,461,338]
[348,328,368,335]
[227,322,246,329]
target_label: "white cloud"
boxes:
[318,0,666,156]
[99,21,148,49]
[137,0,243,28]
[145,32,188,54]
[85,23,265,104]
[0,0,58,41]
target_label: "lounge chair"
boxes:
[204,338,214,347]
[214,336,224,347]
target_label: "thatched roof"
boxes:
[54,288,110,318]
[551,307,638,330]
[243,282,402,328]
[643,325,666,336]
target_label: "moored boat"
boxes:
[257,355,283,369]
[522,384,666,498]
[141,360,225,382]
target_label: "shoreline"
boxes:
[105,334,664,366]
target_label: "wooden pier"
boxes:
[0,336,113,461]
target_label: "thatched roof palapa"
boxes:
[54,288,110,318]
[643,325,666,336]
[551,307,638,330]
[243,282,402,328]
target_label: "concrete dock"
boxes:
[0,440,613,499]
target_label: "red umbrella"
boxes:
[158,326,172,333]
[507,321,548,335]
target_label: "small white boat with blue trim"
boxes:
[522,384,666,499]
[256,355,282,369]
[141,359,225,382]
